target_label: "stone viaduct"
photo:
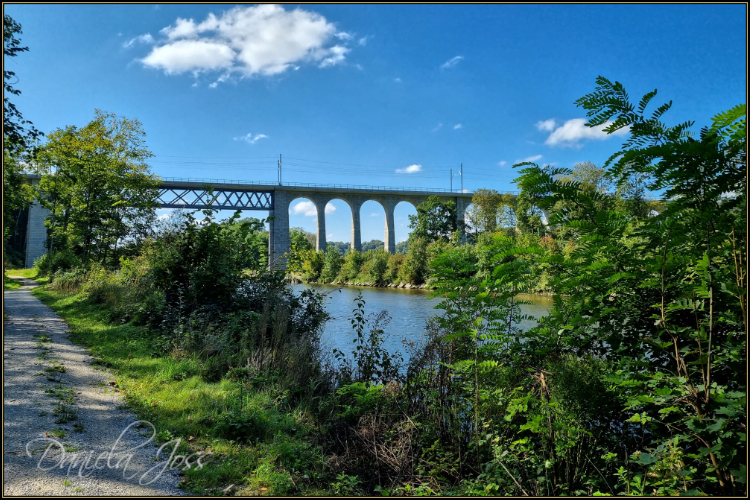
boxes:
[21,175,475,269]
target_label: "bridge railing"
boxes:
[157,177,474,194]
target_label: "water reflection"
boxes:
[293,284,553,365]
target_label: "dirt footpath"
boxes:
[3,276,188,496]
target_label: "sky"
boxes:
[5,4,747,243]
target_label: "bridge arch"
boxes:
[288,197,320,250]
[359,200,386,251]
[322,198,354,252]
[393,200,419,250]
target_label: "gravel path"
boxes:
[3,277,188,496]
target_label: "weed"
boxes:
[62,479,72,487]
[50,429,67,438]
[44,362,67,374]
[52,403,77,424]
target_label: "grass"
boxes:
[4,274,21,290]
[31,285,333,496]
[5,268,49,286]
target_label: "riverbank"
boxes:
[287,273,558,295]
[286,273,433,289]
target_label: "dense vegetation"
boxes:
[3,20,745,494]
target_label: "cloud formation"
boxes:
[396,164,422,174]
[498,161,507,167]
[233,132,268,144]
[290,200,336,216]
[441,55,463,69]
[141,5,352,80]
[517,154,543,163]
[535,118,556,132]
[454,123,462,130]
[544,118,630,147]
[123,33,154,49]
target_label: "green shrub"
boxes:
[337,249,364,282]
[385,253,405,283]
[320,245,343,282]
[34,249,81,276]
[365,249,389,284]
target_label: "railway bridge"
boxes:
[22,175,475,269]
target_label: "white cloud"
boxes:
[142,5,352,79]
[291,200,317,216]
[325,203,336,214]
[498,161,507,167]
[535,118,556,132]
[517,154,543,163]
[143,40,235,74]
[327,233,334,238]
[544,118,630,147]
[234,132,268,144]
[441,55,463,69]
[396,164,422,174]
[394,77,402,83]
[432,123,443,132]
[454,123,462,130]
[370,212,380,217]
[123,33,155,49]
[318,45,350,68]
[358,36,369,46]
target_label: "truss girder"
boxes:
[157,188,273,210]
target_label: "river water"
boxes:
[292,284,553,365]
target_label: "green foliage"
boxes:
[334,292,402,387]
[300,249,325,282]
[408,195,460,243]
[509,77,747,495]
[337,249,365,282]
[399,236,429,284]
[35,110,159,265]
[321,244,344,282]
[385,252,406,283]
[3,15,42,155]
[466,189,516,239]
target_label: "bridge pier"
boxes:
[25,199,50,268]
[269,190,290,269]
[384,202,396,254]
[350,199,362,252]
[315,201,327,252]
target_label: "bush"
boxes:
[49,268,87,294]
[365,249,389,284]
[385,253,405,283]
[337,249,364,282]
[321,245,343,282]
[34,249,81,276]
[398,237,428,284]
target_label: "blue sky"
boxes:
[5,4,746,243]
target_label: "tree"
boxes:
[3,14,42,155]
[36,110,158,265]
[287,227,315,272]
[512,77,746,495]
[3,15,41,263]
[408,195,460,243]
[466,189,516,238]
[556,161,610,194]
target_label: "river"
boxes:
[292,284,553,365]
